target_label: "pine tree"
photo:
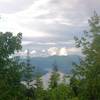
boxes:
[34,74,45,100]
[24,50,35,100]
[49,62,60,89]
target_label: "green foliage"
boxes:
[1,12,100,100]
[49,71,60,89]
[0,32,26,99]
[49,62,60,89]
[0,32,22,58]
[23,50,34,87]
[72,12,100,100]
[33,75,45,100]
[45,84,71,100]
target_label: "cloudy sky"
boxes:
[0,0,100,57]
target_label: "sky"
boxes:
[0,0,100,57]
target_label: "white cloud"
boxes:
[16,50,28,57]
[31,50,37,54]
[0,0,100,57]
[48,47,59,56]
[37,42,57,45]
[15,49,37,57]
[47,47,81,56]
[0,0,13,3]
[67,47,81,55]
[0,0,33,13]
[24,50,28,54]
[0,0,88,38]
[0,14,52,38]
[47,47,68,56]
[58,40,75,45]
[42,49,46,53]
[15,47,81,57]
[22,41,32,45]
[59,48,68,56]
[22,30,51,38]
[1,0,98,39]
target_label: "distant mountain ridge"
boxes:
[22,55,80,75]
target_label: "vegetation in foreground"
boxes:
[0,12,100,100]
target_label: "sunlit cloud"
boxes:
[31,50,37,54]
[47,47,81,56]
[48,47,59,56]
[59,48,68,56]
[42,49,46,53]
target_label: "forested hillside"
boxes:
[21,55,80,74]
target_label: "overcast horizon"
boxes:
[0,0,100,57]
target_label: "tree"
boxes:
[34,75,45,100]
[49,62,60,89]
[0,32,26,100]
[71,12,100,100]
[48,83,73,100]
[24,50,34,87]
[23,49,35,100]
